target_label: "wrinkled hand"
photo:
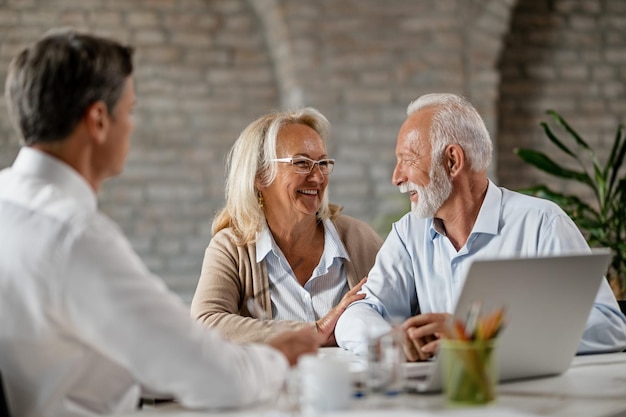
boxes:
[400,313,451,362]
[316,276,367,347]
[267,327,321,367]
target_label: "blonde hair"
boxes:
[212,107,341,244]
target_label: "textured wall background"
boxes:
[0,0,624,303]
[498,0,626,202]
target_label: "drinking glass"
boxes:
[366,325,405,396]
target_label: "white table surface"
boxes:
[121,351,626,417]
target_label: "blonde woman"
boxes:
[191,108,382,346]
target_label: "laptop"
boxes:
[406,249,612,393]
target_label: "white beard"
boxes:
[399,162,453,218]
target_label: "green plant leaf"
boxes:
[594,163,607,213]
[607,127,626,200]
[547,110,591,151]
[540,122,577,159]
[605,124,623,177]
[616,178,626,221]
[517,112,626,294]
[514,149,593,186]
[619,178,626,205]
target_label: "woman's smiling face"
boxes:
[260,123,330,222]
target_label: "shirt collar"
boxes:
[256,221,274,263]
[472,179,501,236]
[428,179,501,240]
[322,219,350,262]
[255,218,350,263]
[12,147,98,212]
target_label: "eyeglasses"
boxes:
[270,156,335,175]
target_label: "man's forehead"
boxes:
[397,108,435,154]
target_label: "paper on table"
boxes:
[318,347,368,372]
[246,408,541,417]
[288,407,543,417]
[404,360,436,378]
[318,348,435,377]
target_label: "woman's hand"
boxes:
[315,276,367,346]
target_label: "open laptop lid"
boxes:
[412,249,611,393]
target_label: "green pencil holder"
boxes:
[441,339,497,406]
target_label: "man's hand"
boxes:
[400,313,451,362]
[267,327,321,366]
[316,277,367,347]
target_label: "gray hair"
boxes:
[212,107,336,244]
[407,93,492,171]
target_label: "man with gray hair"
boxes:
[335,93,626,360]
[0,28,319,417]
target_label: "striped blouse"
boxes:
[256,219,350,322]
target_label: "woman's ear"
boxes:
[84,101,109,145]
[445,144,465,176]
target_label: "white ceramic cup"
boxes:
[297,354,352,414]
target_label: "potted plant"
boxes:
[514,110,626,298]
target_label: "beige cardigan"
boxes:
[190,215,383,343]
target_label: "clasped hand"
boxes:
[400,312,451,362]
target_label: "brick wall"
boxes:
[0,0,279,300]
[498,0,626,202]
[1,0,623,302]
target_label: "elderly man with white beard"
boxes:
[334,93,626,361]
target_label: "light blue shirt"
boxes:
[335,180,626,355]
[256,219,350,322]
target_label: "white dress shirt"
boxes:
[0,148,288,417]
[257,219,349,322]
[335,180,626,355]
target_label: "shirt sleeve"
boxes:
[190,232,314,344]
[541,214,626,354]
[336,219,418,354]
[60,215,289,409]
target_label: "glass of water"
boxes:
[366,324,406,396]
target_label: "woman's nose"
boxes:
[307,163,325,181]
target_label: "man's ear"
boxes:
[445,144,465,176]
[84,101,110,145]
